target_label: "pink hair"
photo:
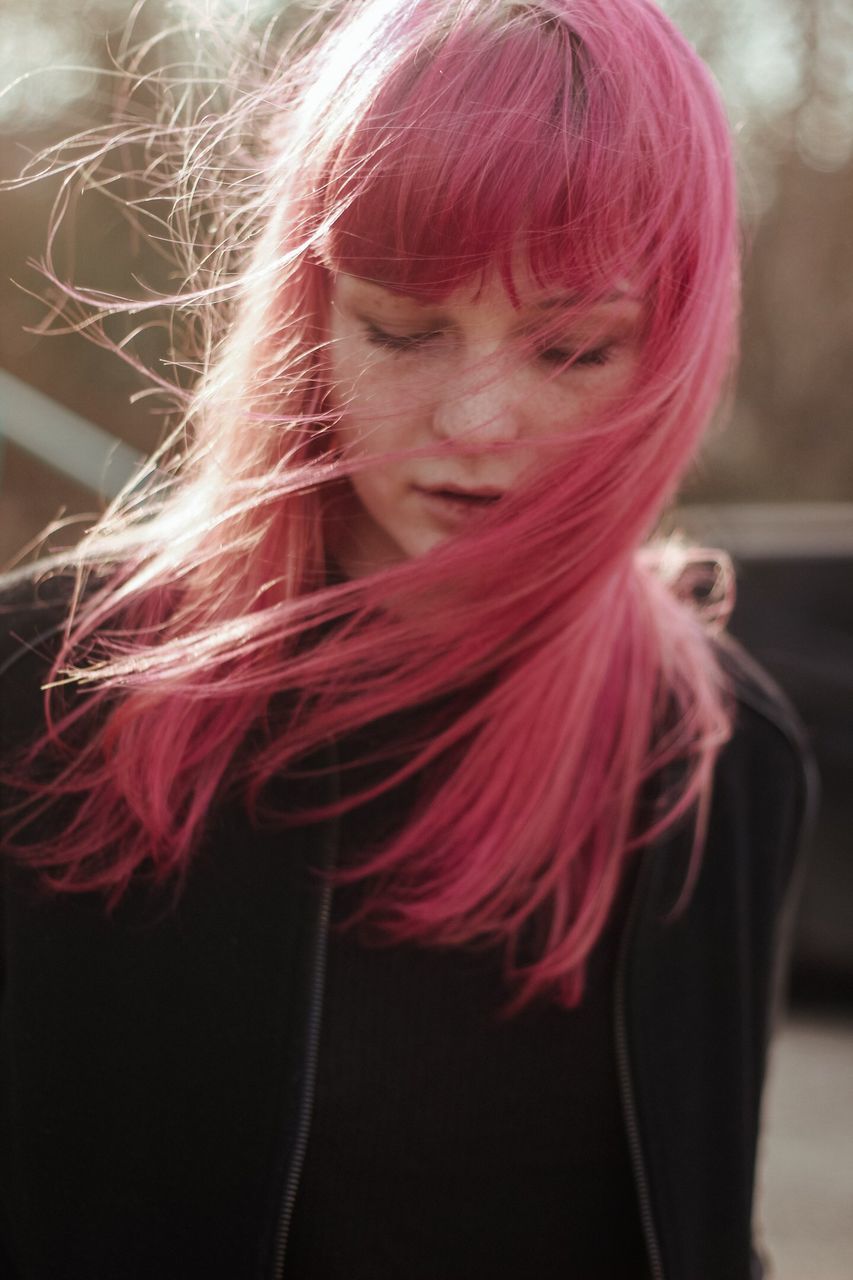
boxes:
[2,0,738,1009]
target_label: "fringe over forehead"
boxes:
[303,0,733,307]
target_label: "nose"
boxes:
[431,360,521,444]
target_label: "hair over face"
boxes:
[2,0,738,1010]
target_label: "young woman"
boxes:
[0,1,813,1277]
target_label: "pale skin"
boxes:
[326,269,644,579]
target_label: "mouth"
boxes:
[412,483,506,528]
[414,484,505,507]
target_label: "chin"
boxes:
[399,526,449,559]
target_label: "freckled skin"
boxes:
[326,270,643,578]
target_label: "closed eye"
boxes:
[538,344,615,369]
[363,321,443,352]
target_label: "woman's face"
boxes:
[327,269,643,577]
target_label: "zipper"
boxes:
[614,844,667,1280]
[269,752,341,1280]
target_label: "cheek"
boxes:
[328,359,410,505]
[334,369,427,463]
[336,401,407,477]
[530,356,641,443]
[328,356,383,463]
[348,463,384,516]
[347,438,417,555]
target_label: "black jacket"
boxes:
[0,566,815,1280]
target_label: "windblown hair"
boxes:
[1,0,739,1008]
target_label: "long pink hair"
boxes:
[2,0,738,1008]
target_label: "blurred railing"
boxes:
[676,503,853,558]
[0,370,143,499]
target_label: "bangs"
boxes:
[320,7,673,304]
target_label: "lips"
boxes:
[416,484,505,504]
[413,483,506,527]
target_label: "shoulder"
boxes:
[714,630,815,807]
[715,629,809,758]
[707,631,818,902]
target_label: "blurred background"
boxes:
[1,2,852,1276]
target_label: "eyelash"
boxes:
[364,322,441,352]
[363,321,615,369]
[539,345,614,369]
